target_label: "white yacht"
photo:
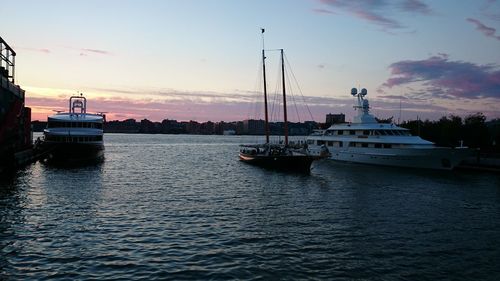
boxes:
[42,94,104,163]
[306,88,472,170]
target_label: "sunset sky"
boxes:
[3,0,500,122]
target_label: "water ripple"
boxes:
[1,134,500,280]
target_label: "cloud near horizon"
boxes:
[315,0,431,29]
[381,54,500,100]
[24,84,500,124]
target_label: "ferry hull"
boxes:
[42,142,104,165]
[312,147,472,170]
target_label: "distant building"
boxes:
[242,119,265,135]
[326,113,345,125]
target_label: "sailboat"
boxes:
[239,30,328,172]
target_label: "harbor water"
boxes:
[1,134,500,280]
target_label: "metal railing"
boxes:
[0,36,16,83]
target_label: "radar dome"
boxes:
[361,88,367,96]
[351,88,358,96]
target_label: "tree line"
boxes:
[400,113,499,151]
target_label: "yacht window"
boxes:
[385,130,394,136]
[339,142,343,147]
[349,142,355,147]
[349,130,355,135]
[375,143,382,148]
[337,130,343,135]
[317,140,325,145]
[362,143,368,148]
[328,141,334,146]
[383,144,392,148]
[363,130,370,135]
[326,130,333,136]
[307,140,314,145]
[374,131,380,136]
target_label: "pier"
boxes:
[0,36,38,173]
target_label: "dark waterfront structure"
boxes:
[326,113,345,126]
[0,36,33,172]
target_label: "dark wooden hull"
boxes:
[239,152,316,173]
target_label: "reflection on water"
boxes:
[1,134,500,280]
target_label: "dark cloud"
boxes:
[400,0,431,14]
[316,0,431,29]
[466,18,500,41]
[382,55,500,99]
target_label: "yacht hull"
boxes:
[312,147,472,170]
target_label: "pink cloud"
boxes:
[81,48,111,55]
[381,54,500,100]
[15,47,51,54]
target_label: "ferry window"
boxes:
[385,130,394,136]
[375,143,382,148]
[307,140,314,145]
[339,142,343,147]
[362,143,368,148]
[383,144,392,148]
[328,141,333,146]
[363,130,370,135]
[326,130,333,136]
[337,130,343,135]
[349,142,355,147]
[349,130,355,135]
[374,131,380,136]
[317,140,325,145]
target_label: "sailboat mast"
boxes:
[281,49,289,146]
[261,29,270,143]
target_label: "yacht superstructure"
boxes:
[307,88,472,170]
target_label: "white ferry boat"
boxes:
[42,94,104,163]
[307,88,472,170]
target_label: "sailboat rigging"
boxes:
[238,30,329,173]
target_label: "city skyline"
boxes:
[2,0,499,122]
